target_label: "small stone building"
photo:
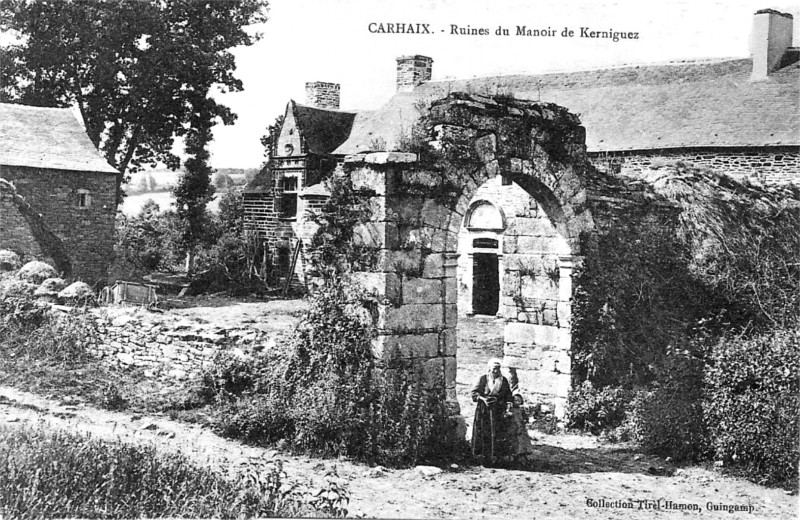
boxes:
[244,9,799,415]
[0,103,118,284]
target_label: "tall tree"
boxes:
[0,0,268,202]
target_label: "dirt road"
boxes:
[1,386,795,520]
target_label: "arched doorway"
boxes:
[345,93,597,437]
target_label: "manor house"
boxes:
[244,7,799,309]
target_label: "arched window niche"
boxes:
[465,200,505,231]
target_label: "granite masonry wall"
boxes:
[0,180,43,260]
[590,148,800,185]
[0,165,116,284]
[341,93,682,420]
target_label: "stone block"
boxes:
[421,253,446,278]
[378,303,443,332]
[507,216,555,237]
[352,272,401,304]
[504,322,568,348]
[353,222,396,249]
[372,333,439,360]
[117,352,134,365]
[439,328,457,356]
[557,301,572,328]
[444,277,457,304]
[402,278,442,305]
[421,358,444,390]
[516,236,567,255]
[381,249,422,276]
[364,152,417,164]
[444,357,457,387]
[473,133,497,163]
[400,169,441,189]
[513,368,571,399]
[444,304,458,328]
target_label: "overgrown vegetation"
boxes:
[207,278,459,467]
[114,189,272,295]
[307,174,380,280]
[0,424,337,519]
[568,163,800,487]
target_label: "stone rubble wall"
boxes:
[82,308,275,380]
[0,165,116,284]
[590,148,800,185]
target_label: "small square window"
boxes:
[77,190,91,208]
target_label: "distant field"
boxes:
[121,191,222,216]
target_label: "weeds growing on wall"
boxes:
[307,174,380,280]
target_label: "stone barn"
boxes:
[0,103,118,284]
[244,8,799,418]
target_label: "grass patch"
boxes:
[0,424,331,519]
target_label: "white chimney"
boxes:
[751,9,794,79]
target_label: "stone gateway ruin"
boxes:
[341,93,680,424]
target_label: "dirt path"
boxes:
[1,386,795,520]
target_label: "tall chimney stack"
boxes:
[396,55,433,92]
[751,9,794,79]
[305,81,340,109]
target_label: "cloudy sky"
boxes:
[208,0,799,168]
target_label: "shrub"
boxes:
[199,350,260,401]
[0,424,326,519]
[17,261,58,284]
[212,277,459,467]
[566,381,632,434]
[627,349,708,462]
[705,329,799,488]
[114,201,185,273]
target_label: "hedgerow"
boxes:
[705,329,799,487]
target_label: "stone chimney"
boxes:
[396,55,433,92]
[751,9,795,79]
[305,81,340,109]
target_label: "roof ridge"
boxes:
[293,101,357,115]
[431,56,748,83]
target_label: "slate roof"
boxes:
[292,102,357,155]
[334,58,800,155]
[0,103,118,174]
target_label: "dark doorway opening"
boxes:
[472,253,499,316]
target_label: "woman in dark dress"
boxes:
[471,358,514,465]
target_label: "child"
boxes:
[507,391,534,459]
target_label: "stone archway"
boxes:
[344,93,600,432]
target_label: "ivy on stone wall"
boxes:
[307,174,380,281]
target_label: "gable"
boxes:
[276,103,303,158]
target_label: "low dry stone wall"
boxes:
[82,308,277,380]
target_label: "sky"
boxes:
[208,0,800,168]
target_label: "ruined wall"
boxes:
[340,93,685,421]
[590,148,800,185]
[81,308,277,379]
[0,165,116,284]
